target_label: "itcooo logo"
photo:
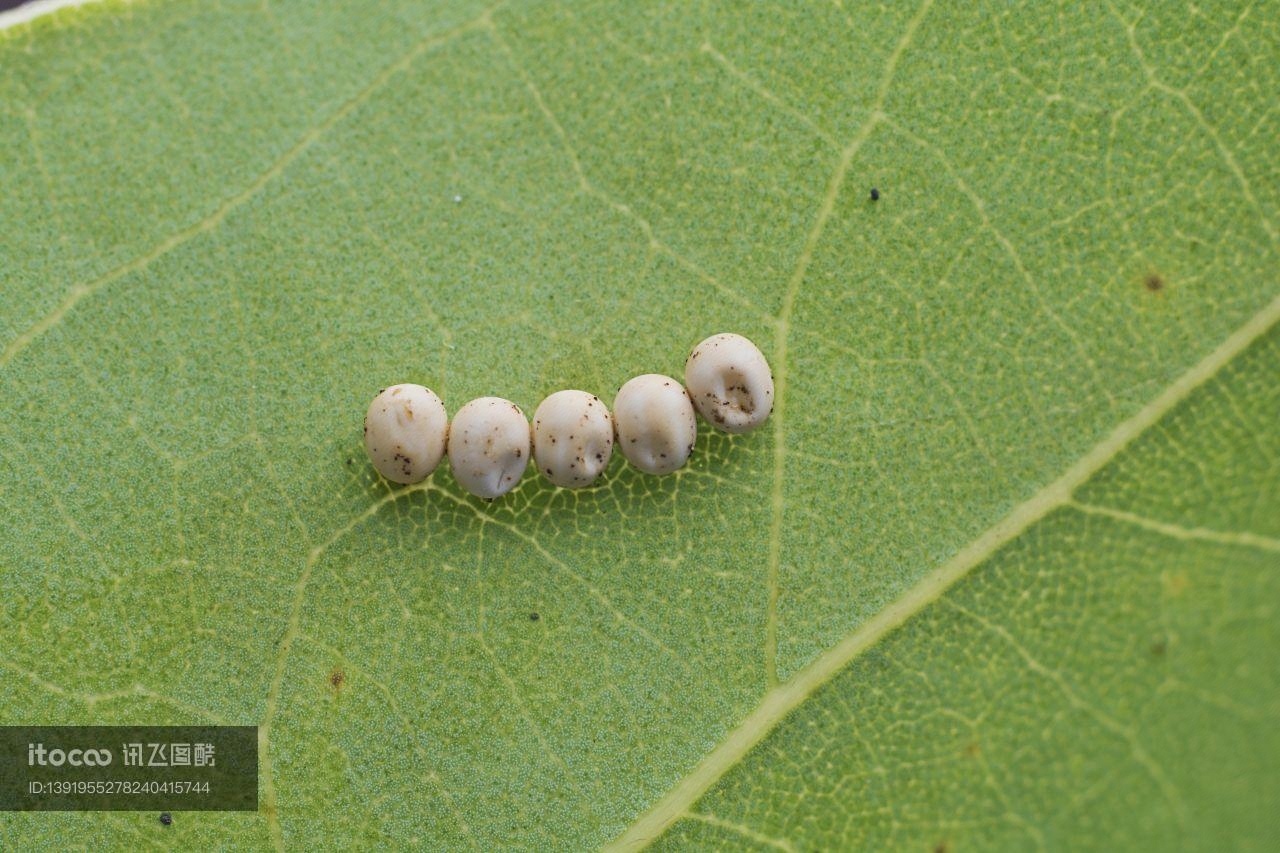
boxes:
[26,743,113,767]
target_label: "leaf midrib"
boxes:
[608,294,1280,851]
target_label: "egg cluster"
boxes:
[363,333,773,499]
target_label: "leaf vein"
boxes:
[0,9,492,371]
[609,294,1280,850]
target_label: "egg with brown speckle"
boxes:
[684,332,773,434]
[533,390,613,488]
[447,397,530,499]
[363,384,448,484]
[613,374,697,475]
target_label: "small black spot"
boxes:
[933,844,947,853]
[545,467,553,475]
[1144,273,1164,292]
[870,187,880,201]
[329,669,345,690]
[529,612,540,621]
[346,458,353,465]
[514,448,522,458]
[1150,639,1167,657]
[159,813,173,827]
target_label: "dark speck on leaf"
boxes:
[870,187,880,201]
[329,669,345,690]
[1150,639,1167,657]
[1145,273,1164,292]
[529,612,539,621]
[159,813,173,827]
[346,458,353,465]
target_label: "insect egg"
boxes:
[447,397,531,499]
[613,374,697,475]
[363,384,449,484]
[684,333,774,434]
[532,390,614,488]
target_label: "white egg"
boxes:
[532,390,614,489]
[447,397,531,499]
[613,374,697,475]
[684,332,774,433]
[363,384,448,484]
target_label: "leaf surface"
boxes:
[0,1,1275,849]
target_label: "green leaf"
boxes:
[644,327,1280,851]
[0,1,1275,849]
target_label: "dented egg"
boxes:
[533,390,614,488]
[613,374,696,475]
[684,333,773,433]
[447,397,531,499]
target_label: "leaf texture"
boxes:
[0,0,1275,849]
